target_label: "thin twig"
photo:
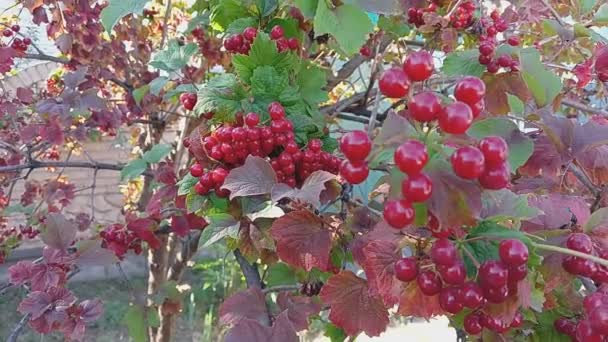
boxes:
[22,53,69,64]
[0,160,152,176]
[262,284,300,294]
[159,0,173,49]
[562,99,608,117]
[539,0,566,26]
[568,163,600,197]
[7,313,31,342]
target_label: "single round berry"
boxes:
[2,29,12,37]
[194,182,208,195]
[383,199,415,229]
[243,27,257,41]
[403,50,434,81]
[211,168,229,185]
[510,312,523,328]
[401,173,433,202]
[478,163,510,190]
[566,233,593,254]
[339,130,371,162]
[270,25,284,40]
[469,100,485,118]
[554,318,577,337]
[464,313,483,334]
[454,76,486,106]
[439,287,463,314]
[417,271,442,296]
[340,160,369,184]
[359,46,372,57]
[394,140,428,175]
[190,163,204,177]
[394,257,418,282]
[483,284,509,303]
[431,239,457,266]
[508,263,528,282]
[479,43,494,56]
[409,91,442,122]
[576,319,604,342]
[593,266,608,284]
[497,55,512,68]
[478,260,509,287]
[450,146,485,179]
[437,261,465,285]
[268,102,285,120]
[180,93,197,111]
[479,136,508,166]
[287,37,299,50]
[11,25,20,32]
[507,36,521,46]
[499,239,529,266]
[461,281,484,308]
[438,102,473,134]
[562,256,597,276]
[379,67,410,98]
[245,112,260,127]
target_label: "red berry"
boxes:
[481,314,509,332]
[394,257,418,282]
[308,139,322,152]
[403,50,434,81]
[340,160,369,184]
[180,93,197,110]
[2,29,12,37]
[268,102,285,120]
[478,162,510,190]
[211,167,229,185]
[379,67,410,98]
[394,140,428,175]
[487,61,499,73]
[437,261,465,285]
[478,136,508,166]
[478,54,492,65]
[554,318,577,336]
[584,292,608,313]
[270,25,284,40]
[417,271,442,295]
[590,306,608,335]
[450,146,485,179]
[464,313,483,334]
[245,112,260,127]
[275,37,289,52]
[461,281,484,308]
[200,173,214,188]
[438,102,473,134]
[194,182,208,195]
[507,36,521,46]
[287,37,299,50]
[479,43,495,56]
[401,173,433,202]
[508,263,528,282]
[339,130,371,162]
[497,55,512,68]
[439,287,463,313]
[510,312,523,328]
[593,266,608,284]
[478,260,508,287]
[498,239,528,266]
[409,91,442,122]
[23,37,32,45]
[454,76,486,106]
[576,319,604,342]
[483,284,509,303]
[563,256,597,276]
[567,233,593,253]
[469,100,484,118]
[11,25,20,32]
[190,163,204,177]
[383,199,415,229]
[359,46,372,57]
[243,27,257,41]
[431,239,457,266]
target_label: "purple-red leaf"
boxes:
[270,210,332,271]
[224,311,298,342]
[271,170,337,208]
[219,287,268,325]
[319,271,389,337]
[127,218,161,249]
[361,240,402,306]
[521,194,589,232]
[277,292,321,331]
[16,87,34,104]
[221,156,278,199]
[40,213,77,251]
[396,282,443,320]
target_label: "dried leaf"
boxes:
[222,156,278,199]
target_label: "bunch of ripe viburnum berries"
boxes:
[223,25,299,54]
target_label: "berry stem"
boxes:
[460,244,481,268]
[533,242,608,267]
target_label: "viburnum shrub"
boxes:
[2,0,608,341]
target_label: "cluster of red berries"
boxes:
[338,130,372,185]
[0,24,31,73]
[406,3,437,28]
[561,233,608,284]
[179,92,197,111]
[449,1,476,29]
[477,11,518,73]
[99,224,143,259]
[379,50,434,98]
[224,25,298,54]
[555,290,608,341]
[394,238,528,334]
[451,135,510,190]
[190,164,229,197]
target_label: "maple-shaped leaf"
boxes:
[481,72,531,115]
[361,240,403,306]
[145,185,177,219]
[74,239,119,267]
[271,170,337,208]
[127,218,161,249]
[219,288,268,326]
[480,189,540,222]
[319,271,389,337]
[584,207,608,250]
[40,213,77,251]
[485,292,521,325]
[277,292,322,331]
[351,220,402,266]
[238,222,275,261]
[425,157,482,229]
[521,194,589,232]
[18,287,75,320]
[270,210,332,271]
[396,282,442,320]
[224,311,298,342]
[519,135,562,178]
[573,59,593,88]
[39,116,64,145]
[221,156,277,199]
[76,299,104,323]
[9,260,33,285]
[373,111,416,148]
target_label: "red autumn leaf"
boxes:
[221,156,277,199]
[270,210,332,271]
[396,282,443,320]
[271,170,337,208]
[482,72,531,115]
[9,260,33,285]
[277,292,321,331]
[319,271,389,337]
[170,215,190,237]
[521,194,589,232]
[127,218,161,249]
[18,287,75,320]
[39,116,64,145]
[16,87,34,104]
[224,311,298,342]
[519,135,562,178]
[146,185,177,219]
[40,213,77,251]
[219,287,268,326]
[573,59,593,88]
[485,292,521,325]
[595,45,608,81]
[361,240,403,306]
[351,220,402,266]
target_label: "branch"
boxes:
[234,249,263,289]
[562,99,608,117]
[7,313,31,342]
[568,163,600,197]
[159,0,173,49]
[262,284,300,294]
[539,0,566,26]
[22,53,69,64]
[0,160,149,175]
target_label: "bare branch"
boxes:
[0,160,151,176]
[262,284,300,294]
[562,99,608,117]
[159,0,173,49]
[7,313,31,342]
[22,53,69,64]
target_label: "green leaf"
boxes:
[519,48,562,107]
[142,144,172,163]
[123,306,146,342]
[149,40,198,72]
[251,66,289,100]
[507,94,524,115]
[324,322,347,342]
[580,0,595,15]
[369,148,394,168]
[441,49,485,77]
[226,17,259,34]
[481,189,541,223]
[256,0,278,17]
[266,262,298,287]
[209,0,250,31]
[186,192,206,213]
[194,73,247,121]
[199,213,240,247]
[121,159,147,181]
[467,118,534,173]
[149,76,169,96]
[267,18,302,39]
[314,2,374,56]
[177,173,198,196]
[100,0,148,33]
[294,0,318,18]
[531,310,571,342]
[164,83,197,100]
[297,62,329,106]
[594,4,608,25]
[321,135,338,152]
[378,16,411,37]
[132,85,149,106]
[185,12,210,33]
